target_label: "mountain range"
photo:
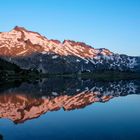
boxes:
[0,26,140,74]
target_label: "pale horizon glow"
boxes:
[0,0,140,56]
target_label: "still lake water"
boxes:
[0,78,140,140]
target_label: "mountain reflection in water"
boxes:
[0,78,140,124]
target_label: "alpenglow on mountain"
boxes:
[0,26,140,74]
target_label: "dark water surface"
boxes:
[0,78,140,140]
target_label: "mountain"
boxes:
[0,26,140,74]
[0,79,140,124]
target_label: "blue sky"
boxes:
[0,0,140,56]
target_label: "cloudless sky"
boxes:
[0,0,140,56]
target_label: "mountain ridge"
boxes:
[0,26,140,74]
[0,26,113,58]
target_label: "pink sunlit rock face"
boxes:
[0,26,112,58]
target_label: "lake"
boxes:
[0,78,140,140]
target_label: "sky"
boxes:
[0,0,140,56]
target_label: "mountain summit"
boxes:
[0,26,140,74]
[0,26,112,58]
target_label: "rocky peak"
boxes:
[0,26,139,73]
[13,26,26,32]
[0,26,113,58]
